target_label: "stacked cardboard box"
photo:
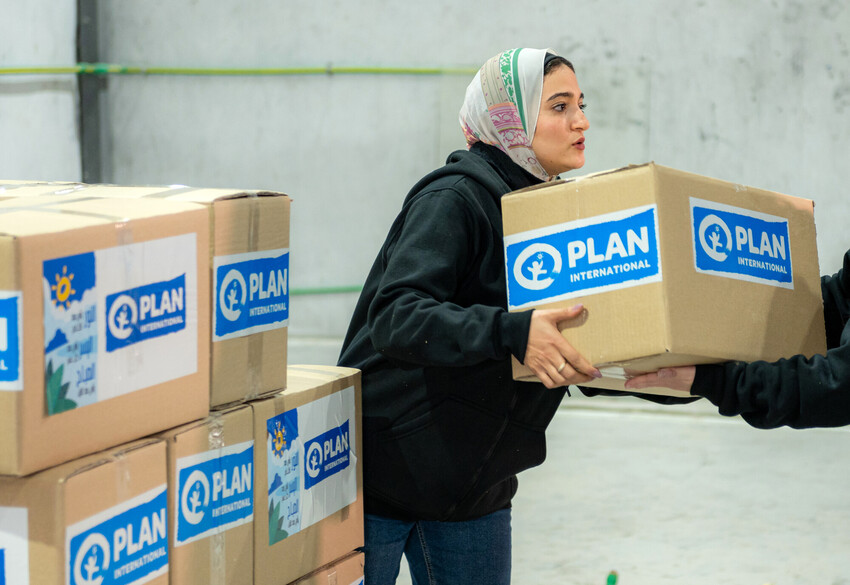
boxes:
[0,182,292,408]
[160,405,255,585]
[0,193,210,476]
[0,180,366,585]
[0,439,169,585]
[289,551,365,585]
[0,365,364,585]
[502,163,826,396]
[253,365,364,585]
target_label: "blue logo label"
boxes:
[105,275,187,352]
[68,488,168,585]
[176,442,254,546]
[691,199,793,287]
[304,421,351,490]
[0,295,20,387]
[214,250,289,341]
[505,206,661,309]
[0,547,6,585]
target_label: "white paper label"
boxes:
[174,440,254,546]
[212,248,289,342]
[42,234,198,415]
[0,506,30,584]
[690,198,793,289]
[65,485,168,585]
[265,386,357,545]
[504,205,662,310]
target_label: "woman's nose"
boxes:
[573,110,589,131]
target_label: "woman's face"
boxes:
[531,65,589,177]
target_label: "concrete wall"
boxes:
[4,0,849,364]
[0,0,80,180]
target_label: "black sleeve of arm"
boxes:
[367,190,532,367]
[822,250,850,350]
[577,386,701,405]
[692,336,850,429]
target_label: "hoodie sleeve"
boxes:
[366,187,531,367]
[692,250,850,429]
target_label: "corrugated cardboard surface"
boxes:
[0,439,168,585]
[289,551,365,585]
[502,163,825,396]
[0,182,291,409]
[208,194,290,408]
[253,365,364,585]
[160,405,254,585]
[0,196,210,475]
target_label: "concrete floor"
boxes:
[392,392,850,585]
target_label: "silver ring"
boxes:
[557,361,567,373]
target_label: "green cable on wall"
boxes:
[290,285,363,296]
[0,63,478,77]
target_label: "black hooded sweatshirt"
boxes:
[338,143,566,522]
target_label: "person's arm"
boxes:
[578,383,700,405]
[367,190,597,386]
[626,250,850,427]
[689,341,850,429]
[821,249,850,350]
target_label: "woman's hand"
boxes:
[524,305,601,389]
[624,366,696,393]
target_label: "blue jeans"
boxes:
[363,509,512,585]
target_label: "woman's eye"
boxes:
[553,103,566,112]
[579,103,588,111]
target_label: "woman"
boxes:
[625,249,850,429]
[338,48,597,584]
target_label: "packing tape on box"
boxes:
[139,187,268,400]
[141,186,201,199]
[245,193,264,401]
[0,181,82,192]
[0,195,141,379]
[207,413,227,585]
[113,450,132,504]
[0,196,132,224]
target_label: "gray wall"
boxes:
[3,0,849,364]
[1,1,80,180]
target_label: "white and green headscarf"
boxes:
[459,48,553,181]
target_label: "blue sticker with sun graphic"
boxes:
[42,252,98,414]
[266,409,301,545]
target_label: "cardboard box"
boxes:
[0,195,210,475]
[0,439,169,585]
[289,551,364,585]
[0,182,291,408]
[502,163,826,396]
[159,405,254,585]
[253,365,363,585]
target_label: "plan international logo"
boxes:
[213,249,289,341]
[175,441,254,546]
[690,198,793,288]
[105,275,187,352]
[505,205,662,309]
[304,421,351,490]
[66,487,168,585]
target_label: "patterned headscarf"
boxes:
[459,48,553,181]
